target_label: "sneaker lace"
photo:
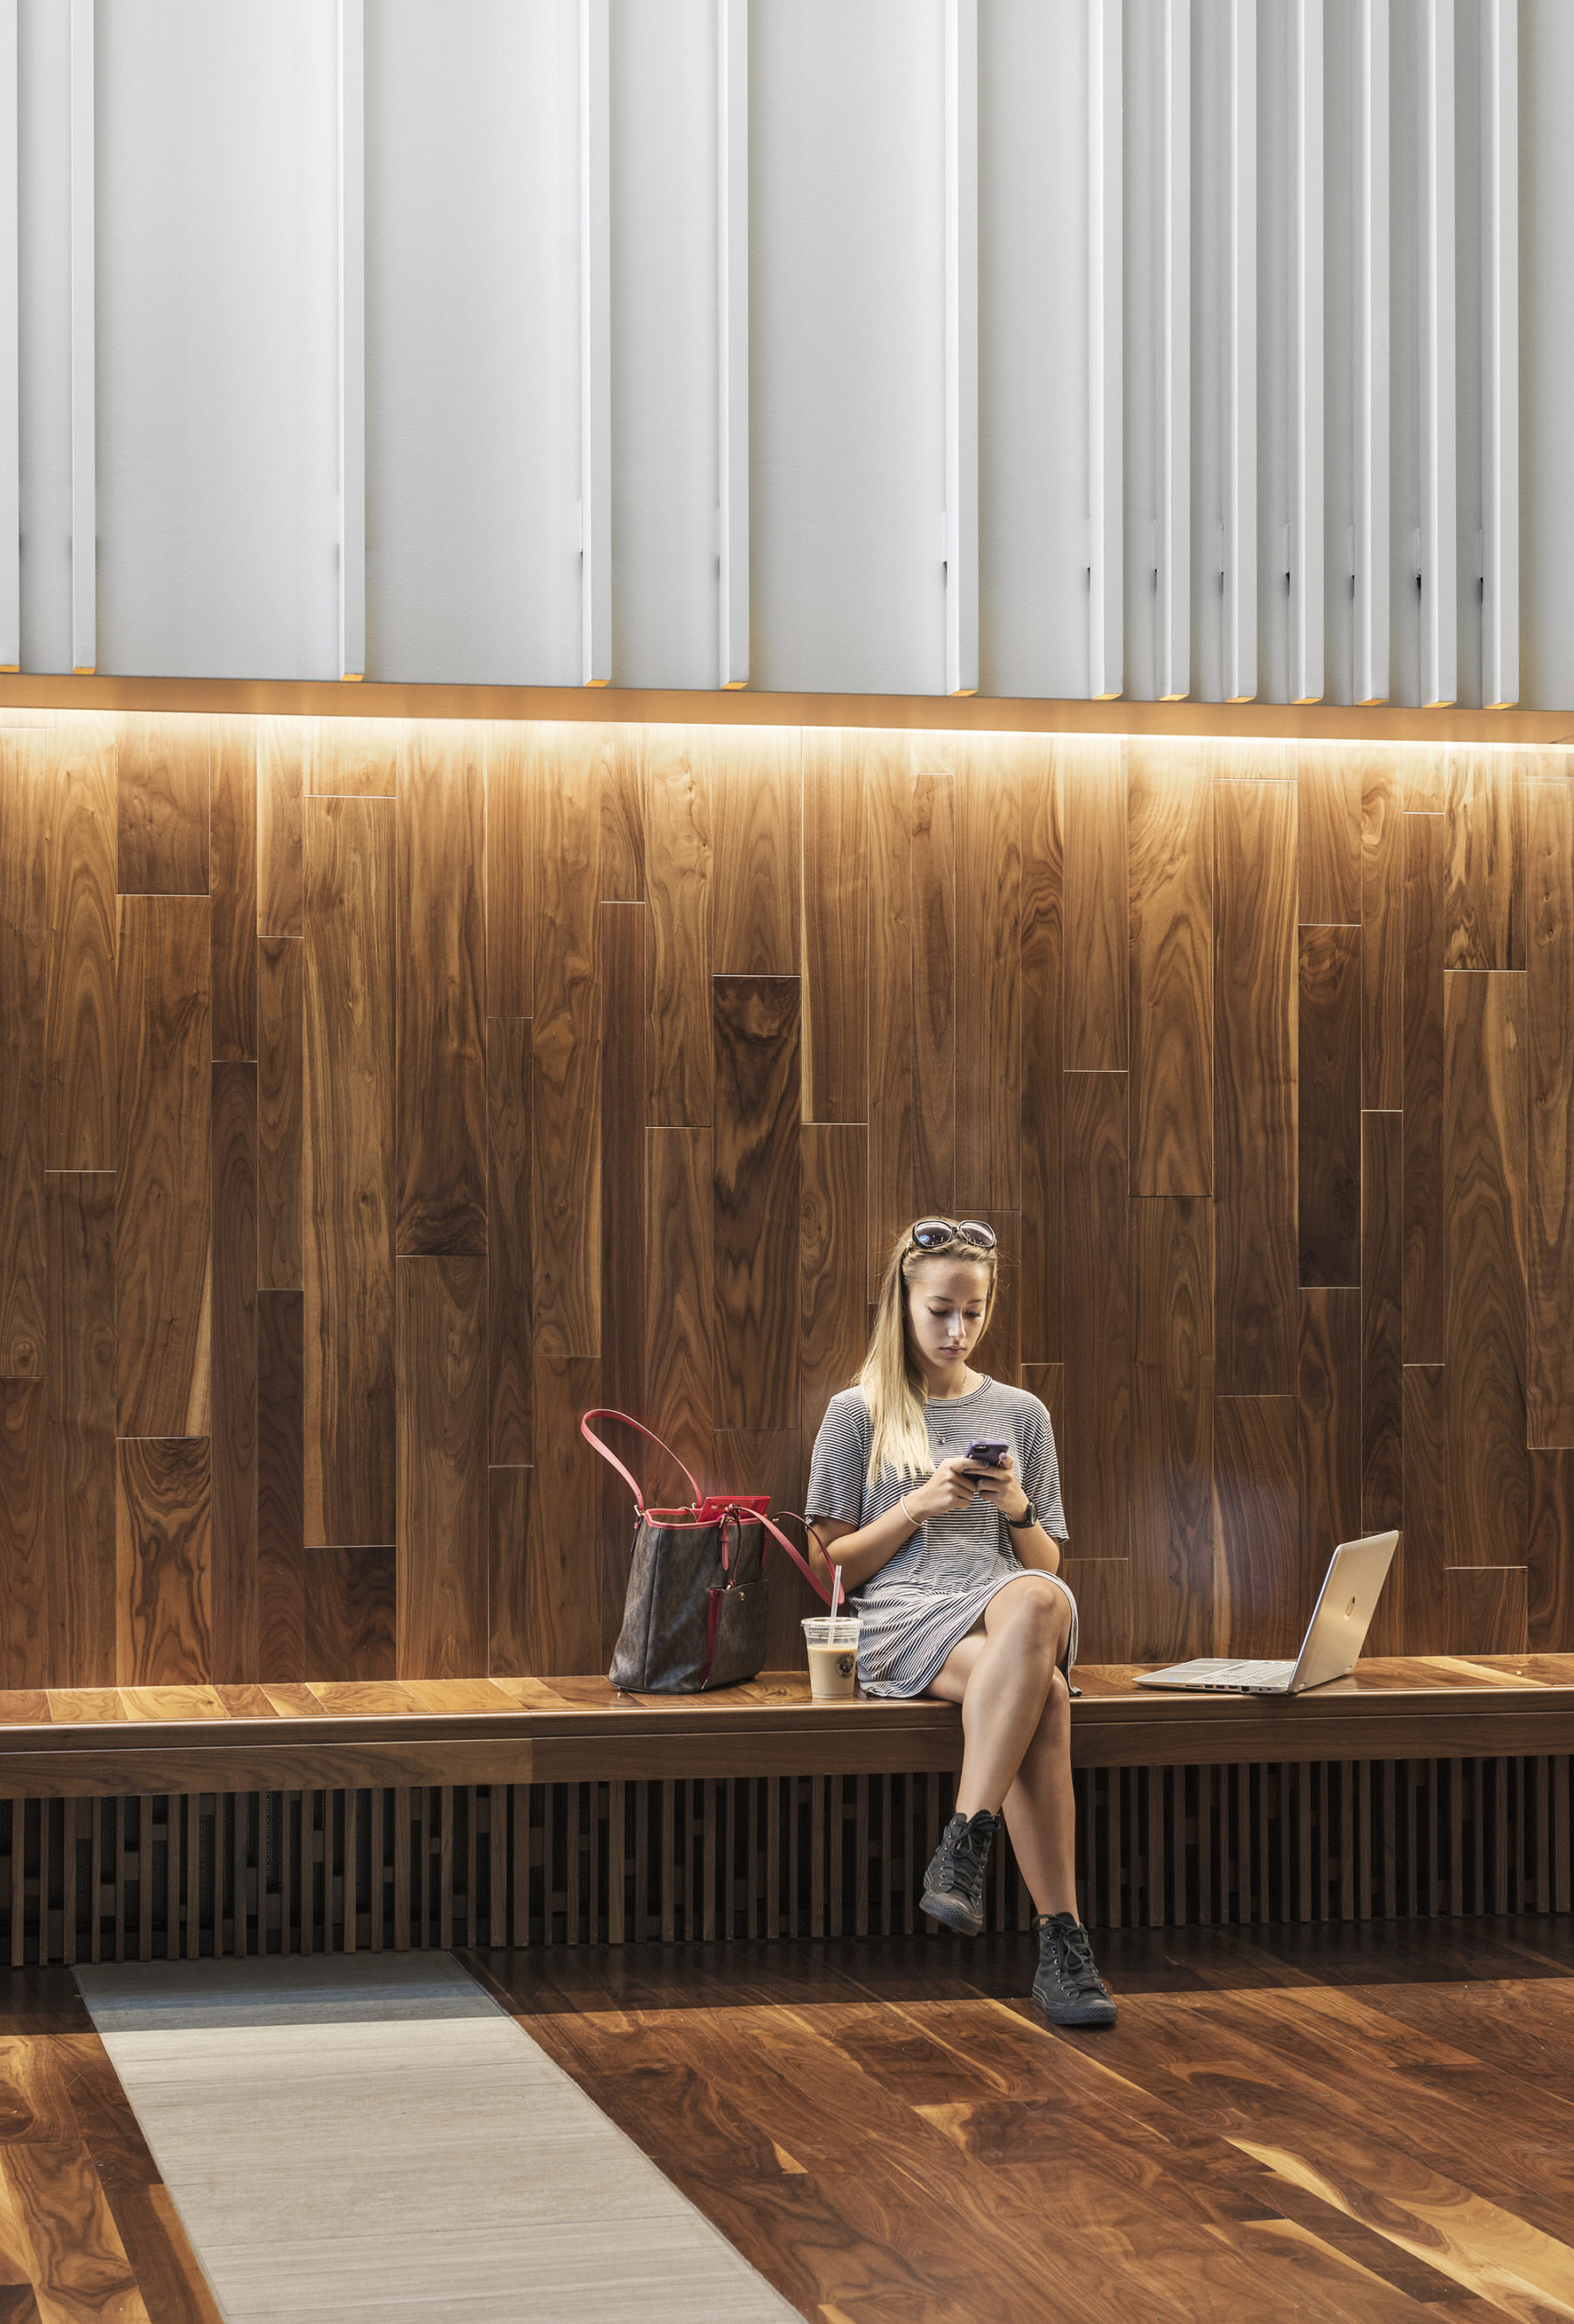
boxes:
[1036,1914,1104,1994]
[946,1819,992,1904]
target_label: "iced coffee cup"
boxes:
[803,1616,860,1701]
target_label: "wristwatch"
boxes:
[1006,1497,1038,1532]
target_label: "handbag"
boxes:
[581,1409,832,1692]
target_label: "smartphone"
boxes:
[964,1437,1009,1468]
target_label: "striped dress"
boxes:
[804,1378,1077,1699]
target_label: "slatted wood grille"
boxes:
[6,1757,1570,1963]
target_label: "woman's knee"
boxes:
[995,1582,1069,1666]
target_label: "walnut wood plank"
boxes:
[115,1439,211,1686]
[1062,1071,1131,1562]
[641,726,713,1128]
[303,1545,395,1681]
[1296,743,1362,924]
[1527,1451,1574,1653]
[1299,1288,1362,1585]
[1128,741,1213,1197]
[207,716,256,1062]
[484,722,533,1019]
[909,772,956,1214]
[712,1430,814,1671]
[1444,971,1529,1569]
[1061,1557,1133,1663]
[532,731,600,1357]
[303,714,400,797]
[255,1289,304,1683]
[44,718,115,1170]
[1020,743,1062,1363]
[1215,781,1298,1395]
[0,734,48,1378]
[1062,736,1127,1070]
[45,1176,115,1688]
[210,1063,257,1685]
[1132,1197,1214,1662]
[1442,1566,1529,1657]
[486,1018,532,1467]
[598,903,646,1644]
[488,1465,531,1678]
[1361,753,1404,1109]
[529,1355,602,1674]
[1403,1362,1448,1653]
[1214,1395,1301,1658]
[802,1124,868,1443]
[713,978,800,1432]
[0,2137,150,2324]
[954,738,1021,1209]
[0,1384,46,1690]
[115,713,208,897]
[257,935,303,1291]
[711,728,799,977]
[302,797,395,1546]
[975,1207,1020,1388]
[395,723,486,1256]
[114,896,211,1437]
[1528,778,1574,1447]
[1446,747,1527,971]
[256,718,303,938]
[799,729,869,1124]
[397,1256,488,1680]
[1403,812,1446,1361]
[1298,925,1362,1286]
[866,734,915,1298]
[595,724,643,903]
[1361,1110,1403,1533]
[645,1126,714,1494]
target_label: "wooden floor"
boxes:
[463,1918,1574,2324]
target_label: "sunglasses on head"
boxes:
[909,1217,998,1256]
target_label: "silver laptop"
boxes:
[1133,1531,1399,1695]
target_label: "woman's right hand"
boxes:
[908,1457,989,1522]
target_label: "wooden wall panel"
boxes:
[303,1544,395,1680]
[1444,971,1529,1569]
[1061,1072,1130,1562]
[45,1174,115,1687]
[1297,925,1361,1285]
[489,1465,532,1678]
[116,1438,211,1685]
[1360,1109,1403,1532]
[1056,1558,1132,1662]
[302,798,395,1547]
[486,1019,532,1466]
[1296,745,1362,924]
[257,719,303,939]
[1298,1287,1361,1583]
[116,714,209,897]
[974,1207,1020,1386]
[0,1381,46,1687]
[44,719,116,1169]
[1062,738,1126,1071]
[711,730,799,977]
[210,1063,258,1684]
[644,727,713,1128]
[1446,749,1527,971]
[866,735,914,1296]
[712,1429,814,1671]
[0,733,48,1377]
[801,1124,867,1442]
[1213,1396,1300,1658]
[1215,781,1297,1394]
[1403,812,1446,1360]
[396,725,486,1256]
[1528,1451,1574,1653]
[115,896,211,1437]
[1131,1197,1213,1662]
[258,936,303,1291]
[1403,1360,1447,1653]
[208,718,257,1062]
[256,1289,304,1681]
[598,726,644,903]
[1441,1565,1529,1657]
[645,1127,714,1494]
[484,724,533,1019]
[800,731,868,1124]
[713,978,800,1432]
[1528,778,1574,1447]
[954,741,1020,1210]
[909,774,956,1215]
[533,733,601,1356]
[1362,755,1404,1109]
[529,1356,602,1673]
[306,716,400,797]
[599,904,646,1636]
[1127,742,1212,1198]
[396,1256,487,1680]
[1020,747,1062,1363]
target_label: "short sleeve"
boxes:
[1020,1399,1067,1540]
[804,1395,869,1527]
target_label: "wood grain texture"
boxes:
[486,1019,532,1467]
[909,774,956,1214]
[302,797,396,1547]
[1444,971,1529,1569]
[1360,1110,1403,1533]
[974,1208,1020,1388]
[1214,1395,1302,1658]
[1361,755,1404,1109]
[713,979,800,1433]
[1215,781,1298,1395]
[256,719,303,938]
[710,729,799,977]
[45,1176,115,1688]
[801,1125,868,1443]
[710,1431,812,1671]
[395,725,486,1256]
[304,714,400,797]
[800,730,868,1124]
[529,1356,602,1673]
[115,713,209,897]
[1131,1197,1214,1662]
[1297,925,1362,1285]
[488,1465,532,1678]
[597,725,644,903]
[484,724,533,1019]
[1405,748,1445,811]
[1403,813,1446,1361]
[599,905,646,1644]
[257,936,303,1291]
[1446,748,1527,971]
[646,1128,714,1494]
[255,1289,304,1682]
[0,1384,46,1689]
[866,734,915,1297]
[114,897,211,1437]
[397,1256,488,1680]
[1442,1566,1529,1657]
[44,719,115,1170]
[1019,745,1062,1362]
[1296,744,1362,924]
[533,732,601,1357]
[0,734,48,1377]
[1062,1072,1130,1561]
[210,1064,257,1685]
[115,1439,211,1686]
[1527,1451,1574,1652]
[1403,1361,1447,1653]
[953,739,1021,1209]
[1528,778,1574,1446]
[1061,736,1127,1070]
[643,727,714,1128]
[1298,1289,1362,1586]
[207,717,256,1062]
[1057,1557,1132,1661]
[303,1544,395,1680]
[1127,741,1213,1197]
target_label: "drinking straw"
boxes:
[830,1563,843,1629]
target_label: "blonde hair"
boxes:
[858,1222,998,1485]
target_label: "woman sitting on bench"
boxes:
[804,1216,1117,2028]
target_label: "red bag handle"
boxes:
[756,1510,837,1607]
[580,1409,701,1515]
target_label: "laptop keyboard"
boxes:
[1217,1660,1294,1687]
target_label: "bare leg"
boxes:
[1000,1672,1077,1917]
[928,1579,1071,1819]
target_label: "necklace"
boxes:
[928,1374,985,1448]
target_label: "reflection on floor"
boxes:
[462,1918,1574,2324]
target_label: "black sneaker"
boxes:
[920,1809,998,1935]
[1031,1911,1118,2027]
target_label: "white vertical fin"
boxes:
[1158,0,1189,700]
[1222,0,1256,703]
[1419,0,1456,706]
[1289,0,1323,704]
[944,0,979,698]
[69,0,94,674]
[1480,0,1517,707]
[716,0,749,690]
[338,0,365,681]
[0,0,16,671]
[1353,0,1389,705]
[1088,0,1123,700]
[580,0,611,687]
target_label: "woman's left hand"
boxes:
[962,1451,1030,1525]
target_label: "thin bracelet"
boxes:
[898,1493,921,1529]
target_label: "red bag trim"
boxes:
[580,1409,701,1515]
